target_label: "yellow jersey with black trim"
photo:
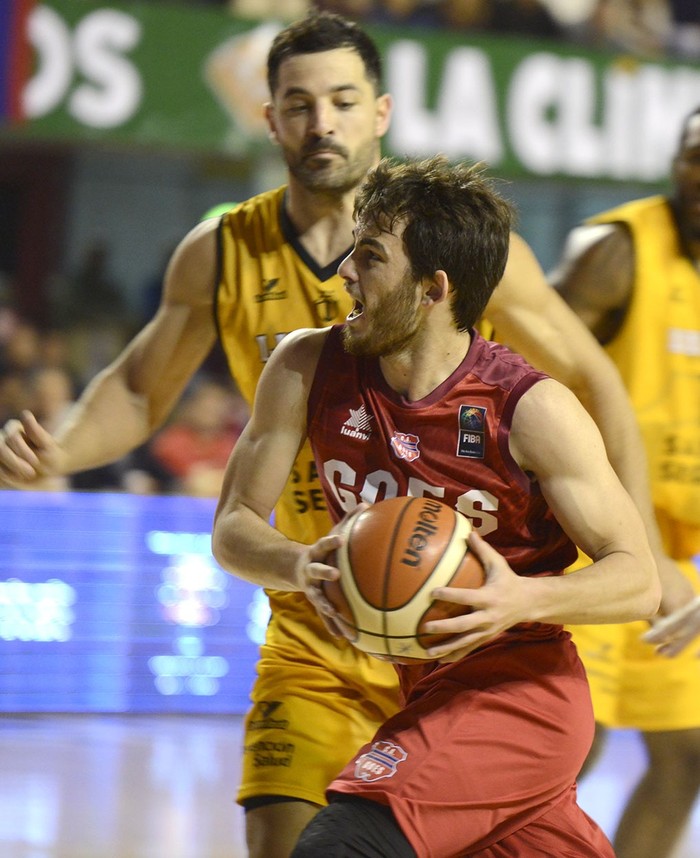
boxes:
[589,196,700,550]
[215,184,352,545]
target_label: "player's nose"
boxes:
[338,250,357,284]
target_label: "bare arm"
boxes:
[0,218,219,484]
[425,379,661,661]
[508,379,660,624]
[212,328,329,591]
[548,224,699,630]
[486,232,648,528]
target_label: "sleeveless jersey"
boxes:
[589,196,700,550]
[215,186,373,665]
[215,185,352,545]
[308,326,577,576]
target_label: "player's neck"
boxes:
[285,180,356,267]
[379,328,472,403]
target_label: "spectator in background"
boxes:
[52,239,128,327]
[585,0,673,57]
[669,0,700,58]
[229,0,310,20]
[149,375,248,497]
[488,0,564,38]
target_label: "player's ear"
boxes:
[375,93,392,139]
[422,271,449,306]
[264,102,278,144]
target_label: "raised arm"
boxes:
[0,218,220,485]
[212,327,328,591]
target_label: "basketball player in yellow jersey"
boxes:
[550,107,700,858]
[0,11,694,857]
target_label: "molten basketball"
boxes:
[323,496,485,662]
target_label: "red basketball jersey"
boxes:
[307,325,577,578]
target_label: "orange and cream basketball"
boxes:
[323,497,485,661]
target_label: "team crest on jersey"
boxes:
[391,431,421,462]
[315,290,340,323]
[341,405,373,440]
[457,404,486,459]
[354,740,408,782]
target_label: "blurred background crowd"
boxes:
[228,0,700,60]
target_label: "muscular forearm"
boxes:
[568,358,668,559]
[527,550,659,625]
[212,502,305,591]
[55,367,157,474]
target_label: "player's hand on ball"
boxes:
[422,531,529,662]
[296,505,368,638]
[0,411,64,487]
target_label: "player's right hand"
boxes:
[0,411,64,487]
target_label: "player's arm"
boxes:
[0,219,220,485]
[549,223,700,634]
[486,231,649,530]
[212,328,336,594]
[508,378,660,624]
[424,380,661,661]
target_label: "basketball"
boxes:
[323,496,485,662]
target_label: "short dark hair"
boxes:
[354,155,514,332]
[267,11,383,96]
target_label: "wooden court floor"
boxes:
[0,713,698,858]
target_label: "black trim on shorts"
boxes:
[242,794,320,812]
[290,795,417,858]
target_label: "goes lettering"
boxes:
[322,458,499,535]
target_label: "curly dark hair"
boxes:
[354,155,514,332]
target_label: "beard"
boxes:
[342,272,422,358]
[285,136,380,195]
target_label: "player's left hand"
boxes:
[641,594,700,657]
[422,531,529,662]
[296,504,369,639]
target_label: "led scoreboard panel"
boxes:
[0,491,267,713]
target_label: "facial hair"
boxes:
[343,271,422,358]
[285,136,380,195]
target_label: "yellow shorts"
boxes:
[568,560,700,732]
[237,590,401,807]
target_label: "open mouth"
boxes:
[347,299,364,322]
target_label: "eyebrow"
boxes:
[281,83,362,99]
[355,235,386,254]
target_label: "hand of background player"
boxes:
[0,411,65,487]
[641,594,700,658]
[294,504,369,639]
[422,531,530,662]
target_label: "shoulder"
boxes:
[549,220,635,305]
[509,376,599,470]
[162,217,220,305]
[265,327,330,377]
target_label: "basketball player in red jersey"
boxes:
[212,155,660,857]
[0,13,690,856]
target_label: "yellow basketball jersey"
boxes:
[215,185,352,545]
[590,196,700,555]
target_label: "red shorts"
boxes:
[328,632,614,858]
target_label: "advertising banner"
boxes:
[2,0,699,181]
